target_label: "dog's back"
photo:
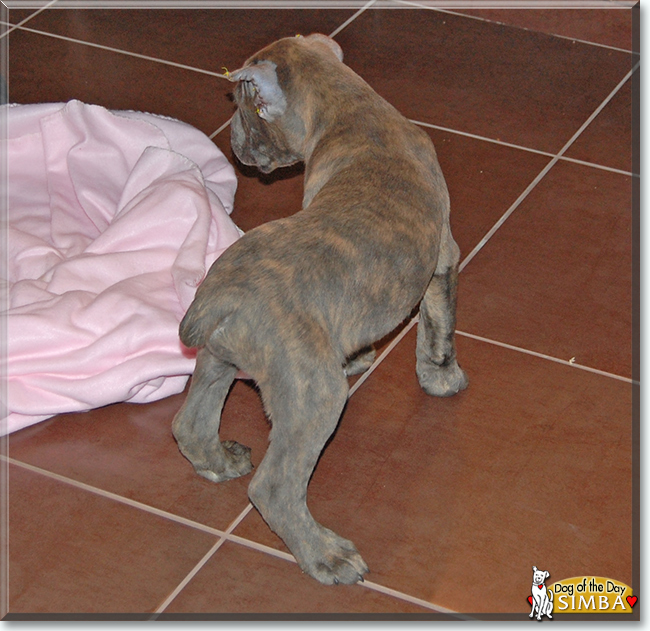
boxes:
[181,64,451,369]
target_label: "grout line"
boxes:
[152,503,255,615]
[329,0,377,38]
[361,579,471,618]
[209,115,232,139]
[151,537,228,616]
[391,0,637,55]
[348,317,419,397]
[458,154,555,272]
[455,330,636,384]
[2,22,633,178]
[556,154,636,178]
[412,119,636,178]
[225,531,465,616]
[228,531,295,563]
[350,321,636,398]
[412,118,561,157]
[0,0,59,41]
[0,22,229,79]
[1,455,227,537]
[458,60,639,273]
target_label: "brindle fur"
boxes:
[172,34,468,585]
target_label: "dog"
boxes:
[530,566,554,620]
[172,33,468,585]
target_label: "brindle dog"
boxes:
[172,33,468,585]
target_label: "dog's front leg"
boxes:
[248,347,368,585]
[172,347,253,482]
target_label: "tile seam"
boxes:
[411,119,636,178]
[455,330,635,384]
[458,60,639,272]
[1,22,229,79]
[346,319,635,400]
[208,115,233,139]
[151,504,254,615]
[1,455,228,537]
[3,22,634,177]
[329,0,378,37]
[3,446,468,614]
[150,537,229,616]
[0,0,59,41]
[391,0,637,55]
[223,530,467,616]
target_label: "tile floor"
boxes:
[2,1,639,620]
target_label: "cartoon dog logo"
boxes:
[529,566,554,620]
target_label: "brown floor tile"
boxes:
[454,8,633,51]
[565,68,636,174]
[457,161,632,378]
[8,463,218,613]
[9,379,269,531]
[8,30,232,135]
[422,128,549,258]
[335,9,633,154]
[232,332,632,613]
[18,9,355,73]
[164,541,439,614]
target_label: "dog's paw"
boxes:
[194,440,253,483]
[417,358,468,398]
[344,347,376,376]
[297,526,369,585]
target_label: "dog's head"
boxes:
[227,34,344,174]
[532,566,550,586]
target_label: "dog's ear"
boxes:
[305,33,344,62]
[532,566,537,572]
[545,571,550,579]
[228,61,287,122]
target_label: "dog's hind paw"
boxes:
[344,347,376,376]
[193,440,253,483]
[417,358,468,398]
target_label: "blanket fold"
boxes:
[4,100,241,434]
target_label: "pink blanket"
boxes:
[4,101,241,434]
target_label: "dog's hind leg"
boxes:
[416,232,468,397]
[249,345,368,585]
[172,347,252,482]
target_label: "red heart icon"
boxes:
[538,585,544,589]
[527,596,533,605]
[627,595,637,608]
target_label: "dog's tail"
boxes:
[179,285,237,350]
[179,303,210,348]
